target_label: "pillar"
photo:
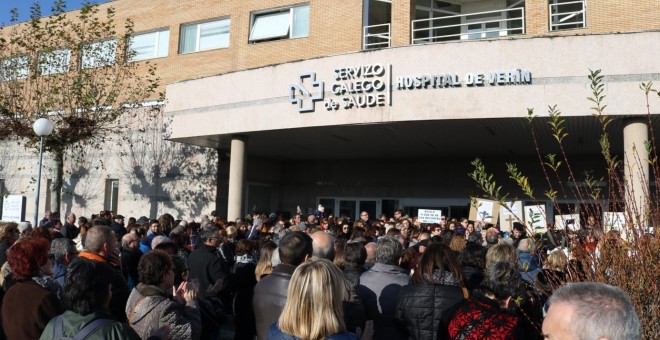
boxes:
[227,135,247,222]
[623,118,649,229]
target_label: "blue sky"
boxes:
[0,0,112,26]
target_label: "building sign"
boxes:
[1,195,26,222]
[288,65,531,113]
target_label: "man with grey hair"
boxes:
[310,230,335,260]
[358,236,410,340]
[542,282,641,340]
[50,238,78,289]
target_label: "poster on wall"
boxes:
[1,195,26,222]
[469,198,500,224]
[554,214,580,230]
[499,201,523,232]
[417,209,442,224]
[524,204,547,233]
[603,212,626,232]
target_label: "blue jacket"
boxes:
[52,261,68,289]
[267,322,356,340]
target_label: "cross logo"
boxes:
[289,72,324,113]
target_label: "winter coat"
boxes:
[121,247,143,290]
[2,279,64,340]
[39,310,140,340]
[267,322,357,340]
[232,255,258,340]
[460,266,484,293]
[51,260,68,289]
[358,263,411,340]
[253,263,296,340]
[125,283,202,340]
[448,291,533,340]
[395,271,465,340]
[187,244,231,298]
[517,251,541,286]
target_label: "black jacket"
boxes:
[61,222,79,240]
[252,264,296,340]
[120,247,143,289]
[395,283,464,340]
[186,244,231,299]
[461,265,484,293]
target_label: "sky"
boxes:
[0,0,112,26]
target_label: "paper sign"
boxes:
[418,209,442,224]
[603,212,626,232]
[499,201,523,232]
[524,204,547,233]
[469,198,500,223]
[1,195,26,222]
[554,214,580,230]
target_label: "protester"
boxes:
[2,237,63,340]
[125,250,201,340]
[396,242,465,340]
[50,238,78,289]
[121,232,143,290]
[186,227,231,298]
[268,258,374,340]
[542,282,640,340]
[39,258,141,339]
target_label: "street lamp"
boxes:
[33,118,54,227]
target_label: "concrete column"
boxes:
[227,136,247,222]
[623,118,649,229]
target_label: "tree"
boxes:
[0,0,160,213]
[469,71,660,339]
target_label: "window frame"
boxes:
[0,55,30,81]
[38,48,72,76]
[128,28,170,61]
[179,17,231,54]
[80,39,117,69]
[249,4,310,43]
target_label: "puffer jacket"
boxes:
[395,271,465,340]
[252,264,296,340]
[125,283,201,340]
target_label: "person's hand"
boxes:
[107,247,121,267]
[173,282,186,305]
[356,320,374,340]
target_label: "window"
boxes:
[549,0,586,31]
[249,4,309,42]
[38,48,71,75]
[179,18,230,53]
[0,56,29,81]
[129,29,170,61]
[104,179,119,213]
[80,39,117,69]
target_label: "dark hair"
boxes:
[29,226,53,242]
[63,258,114,315]
[440,230,454,245]
[236,239,257,256]
[7,237,50,280]
[412,243,464,285]
[343,242,367,269]
[460,242,487,269]
[138,250,173,285]
[278,231,313,266]
[480,261,522,300]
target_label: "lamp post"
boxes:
[33,118,54,227]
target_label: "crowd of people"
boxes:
[0,207,645,339]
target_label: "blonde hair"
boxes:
[545,250,568,272]
[255,242,277,282]
[278,259,346,340]
[485,243,517,269]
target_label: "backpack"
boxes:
[52,315,114,340]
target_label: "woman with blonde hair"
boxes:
[268,258,373,340]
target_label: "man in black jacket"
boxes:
[186,227,231,298]
[252,231,312,340]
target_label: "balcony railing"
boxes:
[549,0,586,31]
[363,23,391,49]
[411,8,525,44]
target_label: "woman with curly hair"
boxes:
[2,237,64,339]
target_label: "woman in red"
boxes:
[2,237,64,340]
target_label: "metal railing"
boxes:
[411,7,525,44]
[549,1,586,31]
[363,23,391,49]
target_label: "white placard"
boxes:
[554,214,580,230]
[499,201,523,232]
[417,209,442,224]
[1,195,26,222]
[524,204,547,233]
[603,212,626,232]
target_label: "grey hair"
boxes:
[375,236,403,265]
[547,282,640,340]
[198,227,219,243]
[50,238,77,262]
